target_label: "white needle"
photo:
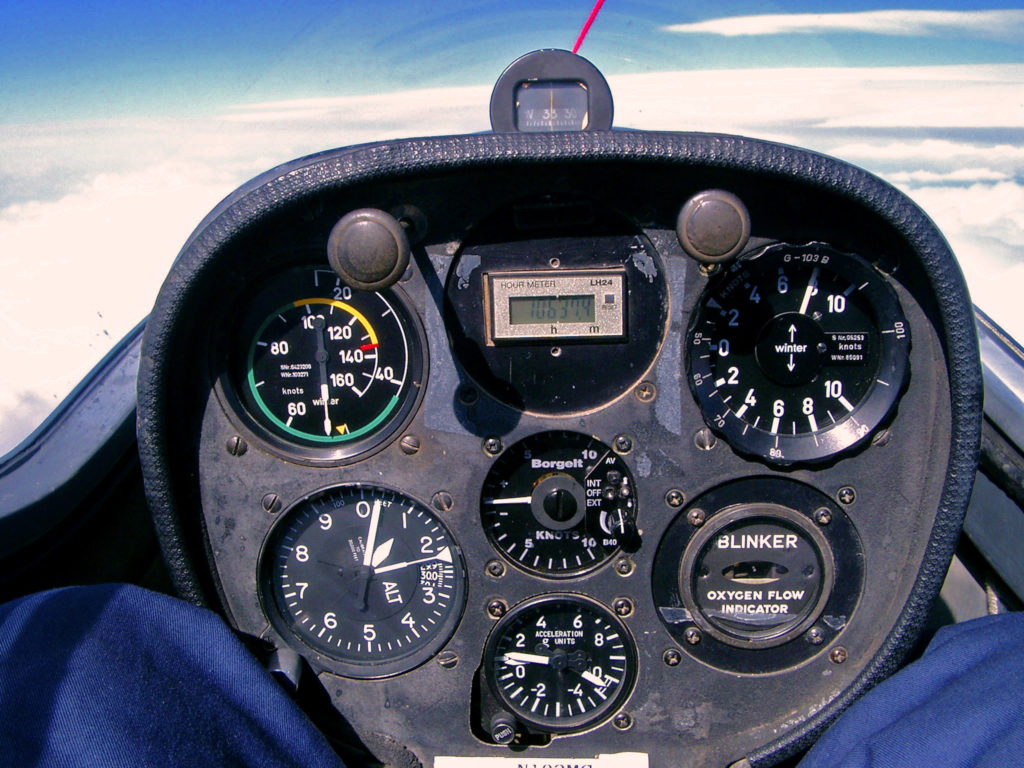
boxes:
[362,499,382,567]
[321,384,332,435]
[502,652,551,665]
[798,266,820,315]
[581,669,607,687]
[374,546,452,575]
[370,538,394,568]
[485,496,533,506]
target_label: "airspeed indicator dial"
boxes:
[234,266,425,462]
[687,243,910,464]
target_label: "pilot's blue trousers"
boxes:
[1,584,1022,768]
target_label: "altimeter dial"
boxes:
[260,484,467,678]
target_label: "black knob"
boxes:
[489,712,518,745]
[327,208,410,291]
[676,189,750,264]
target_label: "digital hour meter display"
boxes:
[486,270,625,342]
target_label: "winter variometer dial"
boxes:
[687,243,910,465]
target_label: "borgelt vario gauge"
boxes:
[235,266,425,461]
[484,595,636,733]
[480,431,638,577]
[260,485,467,678]
[687,242,910,464]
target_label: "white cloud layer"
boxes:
[1,64,1023,452]
[663,10,1024,39]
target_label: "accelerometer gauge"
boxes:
[260,484,467,678]
[481,431,638,577]
[687,242,910,464]
[484,595,636,733]
[235,266,425,461]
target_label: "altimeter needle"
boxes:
[374,547,453,575]
[362,499,383,567]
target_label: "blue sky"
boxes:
[1,2,1023,452]
[3,1,1024,122]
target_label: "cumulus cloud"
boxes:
[886,168,1012,185]
[663,10,1024,40]
[2,64,1024,452]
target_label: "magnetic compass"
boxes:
[687,242,910,464]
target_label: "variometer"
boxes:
[687,242,910,464]
[480,431,638,577]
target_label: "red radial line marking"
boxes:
[572,0,606,54]
[359,343,380,351]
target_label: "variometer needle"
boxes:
[798,266,820,315]
[485,496,533,506]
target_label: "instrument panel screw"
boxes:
[613,434,633,454]
[613,598,634,617]
[665,489,685,508]
[487,599,508,619]
[684,627,702,645]
[612,712,634,731]
[486,560,506,579]
[261,493,282,515]
[431,491,454,513]
[663,649,682,667]
[699,263,720,277]
[614,557,635,577]
[399,435,420,455]
[813,508,832,526]
[635,381,656,402]
[226,436,248,457]
[483,437,503,455]
[437,651,459,669]
[837,487,857,506]
[694,428,717,451]
[872,429,891,447]
[549,257,561,268]
[687,508,706,527]
[830,646,848,664]
[806,627,825,645]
